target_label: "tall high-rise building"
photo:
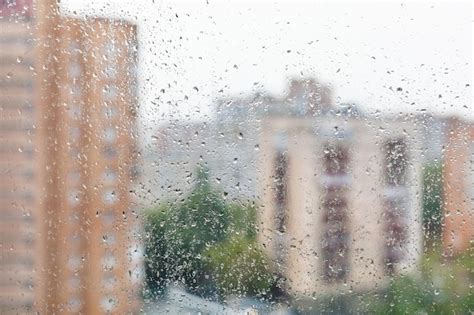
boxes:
[1,2,140,313]
[48,17,140,314]
[1,1,42,313]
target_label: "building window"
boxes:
[103,106,118,119]
[102,189,118,205]
[383,138,408,275]
[274,150,288,233]
[103,127,118,144]
[103,84,118,100]
[323,143,349,176]
[321,142,350,282]
[68,190,81,207]
[384,139,408,187]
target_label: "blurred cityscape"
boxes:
[1,1,473,314]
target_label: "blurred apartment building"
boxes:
[146,77,425,297]
[1,1,39,312]
[258,90,424,296]
[143,78,332,206]
[142,97,263,205]
[142,121,217,204]
[443,118,474,256]
[414,113,449,164]
[1,1,140,314]
[143,69,446,299]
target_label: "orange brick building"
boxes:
[443,118,474,256]
[1,1,141,313]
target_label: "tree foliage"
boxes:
[365,246,473,314]
[144,167,229,297]
[422,162,443,246]
[203,235,275,299]
[144,167,276,300]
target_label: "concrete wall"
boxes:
[258,115,423,296]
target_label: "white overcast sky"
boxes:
[61,0,473,134]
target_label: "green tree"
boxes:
[144,167,229,297]
[422,162,443,248]
[365,246,473,314]
[203,235,275,299]
[227,202,257,239]
[143,167,277,301]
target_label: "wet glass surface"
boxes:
[0,1,472,314]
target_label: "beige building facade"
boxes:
[259,114,423,296]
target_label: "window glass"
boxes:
[1,1,472,314]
